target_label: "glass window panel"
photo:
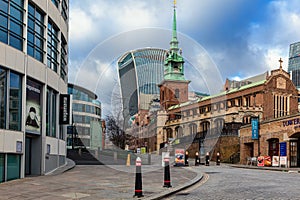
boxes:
[0,68,6,128]
[27,31,34,43]
[12,0,23,6]
[9,72,21,131]
[0,29,8,44]
[52,92,56,137]
[28,3,34,15]
[0,14,8,28]
[35,50,43,62]
[35,37,42,48]
[0,154,4,183]
[6,154,20,181]
[27,45,34,57]
[9,34,22,50]
[10,20,22,35]
[0,1,8,13]
[27,18,34,30]
[10,5,22,21]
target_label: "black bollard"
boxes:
[195,152,200,166]
[163,154,172,188]
[216,152,220,166]
[134,157,144,198]
[205,152,210,166]
[184,151,189,166]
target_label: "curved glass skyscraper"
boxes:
[118,48,167,125]
[288,42,300,89]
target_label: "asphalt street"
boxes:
[169,165,300,200]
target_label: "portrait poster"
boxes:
[175,148,185,166]
[25,79,41,134]
[272,156,279,167]
[280,156,287,167]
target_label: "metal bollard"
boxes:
[185,151,189,166]
[163,154,172,188]
[205,152,210,166]
[216,152,220,166]
[134,157,144,198]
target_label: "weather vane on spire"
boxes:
[173,0,176,8]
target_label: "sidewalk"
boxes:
[0,163,202,200]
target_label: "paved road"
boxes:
[169,165,300,200]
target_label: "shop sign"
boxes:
[59,94,72,125]
[272,156,279,167]
[16,141,22,153]
[280,142,287,156]
[251,117,259,139]
[141,147,146,154]
[283,118,300,127]
[174,148,185,166]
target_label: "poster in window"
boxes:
[25,80,41,134]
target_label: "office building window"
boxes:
[51,0,59,8]
[9,72,22,130]
[61,0,68,21]
[0,68,6,129]
[6,154,20,181]
[60,34,67,82]
[27,2,45,62]
[47,20,59,72]
[0,67,22,131]
[0,154,4,183]
[0,0,24,50]
[46,88,57,137]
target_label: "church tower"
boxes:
[159,0,190,110]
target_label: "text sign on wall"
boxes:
[251,117,259,140]
[59,94,72,125]
[280,142,287,156]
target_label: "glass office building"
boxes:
[67,84,103,151]
[288,42,300,89]
[118,48,167,126]
[0,0,69,182]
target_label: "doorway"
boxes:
[25,137,31,175]
[290,140,300,167]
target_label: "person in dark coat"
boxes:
[26,107,39,128]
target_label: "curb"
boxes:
[229,164,300,173]
[144,167,203,200]
[46,158,76,176]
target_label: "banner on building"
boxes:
[25,80,41,135]
[251,117,259,139]
[272,156,279,167]
[280,142,287,156]
[174,148,185,166]
[59,94,72,125]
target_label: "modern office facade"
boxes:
[67,83,103,151]
[0,0,69,182]
[117,48,167,127]
[288,42,300,89]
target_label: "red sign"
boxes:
[257,156,264,167]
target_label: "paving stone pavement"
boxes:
[0,164,201,200]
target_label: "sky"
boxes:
[68,0,300,116]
